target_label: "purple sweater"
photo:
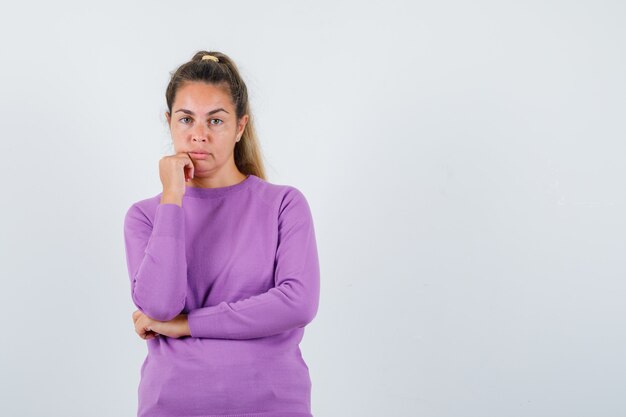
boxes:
[123,174,320,417]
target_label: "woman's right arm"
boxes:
[123,152,193,321]
[123,202,187,321]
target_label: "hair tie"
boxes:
[201,54,219,62]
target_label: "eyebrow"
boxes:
[174,108,229,116]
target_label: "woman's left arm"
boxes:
[186,188,321,340]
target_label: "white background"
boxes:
[0,1,625,416]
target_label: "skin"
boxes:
[132,80,249,341]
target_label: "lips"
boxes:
[189,151,209,159]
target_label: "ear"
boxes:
[237,114,249,137]
[165,111,171,125]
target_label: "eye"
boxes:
[179,117,192,124]
[210,119,223,126]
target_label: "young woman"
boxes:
[123,51,320,417]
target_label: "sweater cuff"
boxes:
[153,203,184,238]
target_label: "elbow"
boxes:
[146,306,185,322]
[295,299,319,327]
[282,280,319,327]
[132,292,186,322]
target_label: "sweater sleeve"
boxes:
[187,188,320,340]
[123,202,188,321]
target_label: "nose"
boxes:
[191,125,209,142]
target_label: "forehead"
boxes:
[174,81,233,110]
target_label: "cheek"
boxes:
[173,127,186,137]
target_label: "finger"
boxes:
[184,155,195,180]
[137,327,154,339]
[135,317,149,337]
[144,325,157,337]
[143,330,160,340]
[186,155,194,179]
[133,313,143,326]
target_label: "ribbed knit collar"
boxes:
[182,174,257,199]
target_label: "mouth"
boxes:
[189,151,210,159]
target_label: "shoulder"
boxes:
[123,193,162,229]
[251,176,312,213]
[251,178,315,231]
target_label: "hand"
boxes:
[132,309,191,340]
[159,151,195,197]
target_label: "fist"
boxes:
[159,152,195,196]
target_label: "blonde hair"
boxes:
[165,51,267,180]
